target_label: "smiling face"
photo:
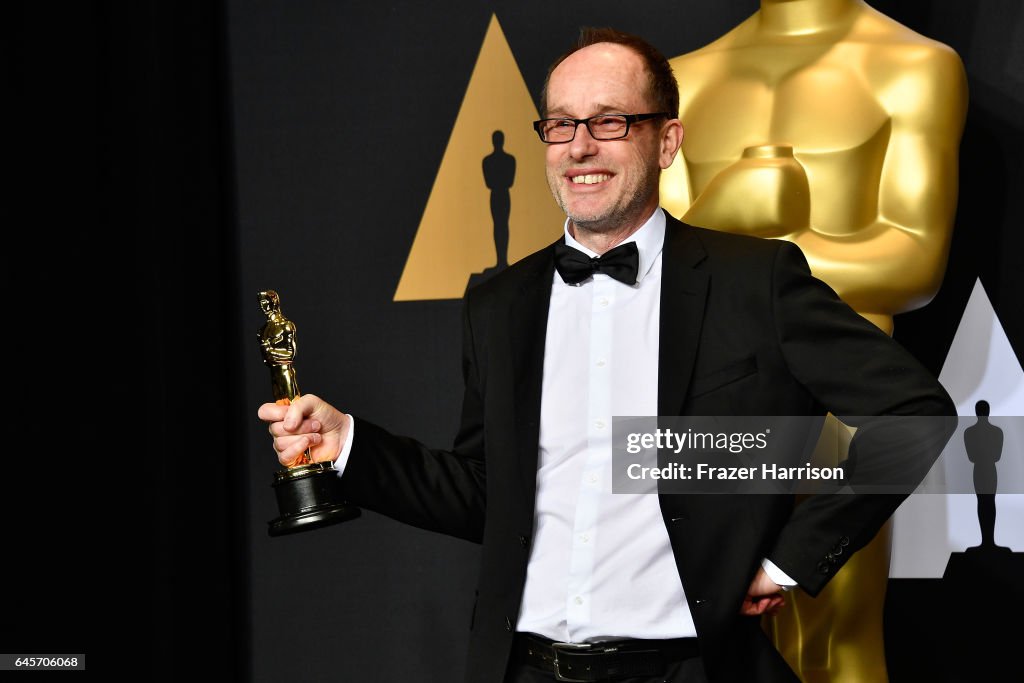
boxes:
[543,42,682,241]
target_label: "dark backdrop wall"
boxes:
[228,2,1023,682]
[12,0,1019,681]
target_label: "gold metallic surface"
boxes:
[258,290,309,466]
[275,461,335,482]
[662,0,967,333]
[661,1,967,681]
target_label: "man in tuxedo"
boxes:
[260,28,954,683]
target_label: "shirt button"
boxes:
[574,597,583,606]
[589,475,598,484]
[595,419,606,430]
[580,534,589,543]
[519,535,528,548]
[598,297,609,307]
[596,359,606,367]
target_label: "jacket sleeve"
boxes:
[764,241,956,595]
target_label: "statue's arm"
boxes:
[792,45,968,316]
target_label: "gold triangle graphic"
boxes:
[394,14,563,301]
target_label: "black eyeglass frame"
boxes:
[532,112,673,144]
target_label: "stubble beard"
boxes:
[548,163,661,239]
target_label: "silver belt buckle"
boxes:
[551,641,592,682]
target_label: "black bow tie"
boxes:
[554,240,640,286]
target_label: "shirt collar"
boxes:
[561,208,666,285]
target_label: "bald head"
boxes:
[540,27,679,118]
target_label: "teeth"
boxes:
[571,174,611,185]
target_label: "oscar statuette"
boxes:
[258,290,360,536]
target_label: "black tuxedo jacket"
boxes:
[341,215,955,683]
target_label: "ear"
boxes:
[659,120,684,169]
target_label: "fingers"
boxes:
[258,394,346,467]
[739,594,786,616]
[268,410,324,466]
[259,395,323,436]
[739,567,788,615]
[257,401,289,423]
[275,433,322,466]
[258,393,322,425]
[757,594,784,615]
[277,394,317,430]
[258,395,342,464]
[267,417,322,439]
[283,400,308,431]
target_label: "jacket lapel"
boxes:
[658,218,709,416]
[510,244,556,505]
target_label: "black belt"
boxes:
[512,633,700,682]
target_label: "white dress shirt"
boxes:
[516,208,698,642]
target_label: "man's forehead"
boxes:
[551,42,644,80]
[547,43,648,112]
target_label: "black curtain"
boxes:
[12,1,244,678]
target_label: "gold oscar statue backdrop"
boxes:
[394,14,564,302]
[660,1,967,682]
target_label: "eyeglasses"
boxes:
[532,112,671,144]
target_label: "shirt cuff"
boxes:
[761,558,798,591]
[334,414,355,476]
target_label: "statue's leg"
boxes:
[765,417,892,683]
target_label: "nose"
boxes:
[567,121,599,160]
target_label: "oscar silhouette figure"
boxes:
[660,2,968,681]
[484,130,515,269]
[942,399,1021,680]
[964,400,1004,550]
[468,130,516,292]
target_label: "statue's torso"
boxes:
[675,39,907,237]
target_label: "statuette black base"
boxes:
[268,461,360,536]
